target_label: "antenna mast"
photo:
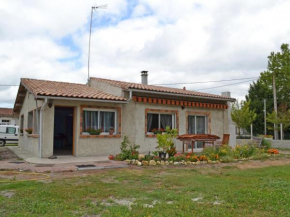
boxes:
[88,4,108,85]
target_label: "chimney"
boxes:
[183,86,186,90]
[141,71,148,85]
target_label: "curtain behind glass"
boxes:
[160,114,172,129]
[83,111,98,131]
[100,112,115,132]
[147,114,153,132]
[196,116,206,134]
[188,116,195,134]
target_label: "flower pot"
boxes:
[109,129,114,135]
[158,151,166,159]
[108,155,114,160]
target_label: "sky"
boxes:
[1,0,290,108]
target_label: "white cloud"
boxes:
[1,0,290,107]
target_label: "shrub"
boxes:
[156,127,178,153]
[220,156,234,163]
[172,153,187,162]
[233,144,256,159]
[267,149,279,155]
[116,136,140,160]
[261,139,271,150]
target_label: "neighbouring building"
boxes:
[13,72,235,158]
[0,108,18,126]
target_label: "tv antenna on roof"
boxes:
[88,4,108,85]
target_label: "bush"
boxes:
[233,145,256,159]
[261,139,271,150]
[220,156,234,163]
[115,136,140,160]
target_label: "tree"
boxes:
[231,100,257,135]
[245,79,273,135]
[267,104,290,139]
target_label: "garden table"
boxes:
[177,134,220,153]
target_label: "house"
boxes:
[13,72,235,158]
[0,108,18,126]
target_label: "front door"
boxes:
[53,107,74,155]
[188,115,207,152]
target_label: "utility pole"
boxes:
[273,73,278,140]
[264,99,267,135]
[87,5,108,85]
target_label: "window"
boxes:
[83,109,116,134]
[147,113,176,132]
[188,115,208,149]
[6,127,16,134]
[20,115,24,131]
[33,109,40,134]
[1,120,10,125]
[28,111,33,129]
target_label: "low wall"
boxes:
[236,139,290,148]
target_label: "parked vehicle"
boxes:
[0,125,19,146]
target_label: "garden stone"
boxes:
[196,161,200,165]
[169,161,174,165]
[125,160,131,164]
[138,154,145,160]
[156,161,161,165]
[187,161,191,165]
[192,162,196,165]
[149,160,156,166]
[137,161,142,166]
[160,160,165,165]
[174,162,179,165]
[142,161,149,166]
[165,161,169,166]
[135,160,140,165]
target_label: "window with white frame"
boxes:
[83,109,117,135]
[188,115,208,149]
[147,113,176,133]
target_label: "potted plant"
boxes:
[156,127,178,159]
[108,155,114,160]
[25,128,33,134]
[109,127,114,135]
[87,128,102,135]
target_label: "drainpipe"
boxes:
[38,98,48,158]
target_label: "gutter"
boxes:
[38,97,48,158]
[127,89,236,102]
[36,96,128,104]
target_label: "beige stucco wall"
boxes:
[18,92,43,157]
[90,80,124,97]
[128,100,229,153]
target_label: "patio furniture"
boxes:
[177,134,220,153]
[216,134,230,147]
[252,137,263,148]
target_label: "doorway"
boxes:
[188,115,207,152]
[53,107,74,155]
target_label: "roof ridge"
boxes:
[21,78,88,87]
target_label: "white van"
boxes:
[0,125,19,146]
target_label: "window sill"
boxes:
[80,135,122,138]
[146,134,158,138]
[27,134,39,138]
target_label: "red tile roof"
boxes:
[21,78,126,101]
[0,108,16,117]
[90,77,235,101]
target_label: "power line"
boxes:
[152,77,259,85]
[195,79,257,91]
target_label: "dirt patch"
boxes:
[0,190,15,198]
[0,147,18,160]
[236,159,290,170]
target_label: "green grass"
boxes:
[5,143,18,146]
[1,165,290,216]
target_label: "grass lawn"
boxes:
[1,163,290,217]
